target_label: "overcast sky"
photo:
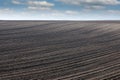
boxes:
[0,0,120,20]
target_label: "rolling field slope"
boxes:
[0,21,120,80]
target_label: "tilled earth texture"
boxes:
[0,21,120,80]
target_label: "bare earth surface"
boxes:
[0,21,120,80]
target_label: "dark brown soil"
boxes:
[0,21,120,80]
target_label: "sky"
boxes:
[0,0,120,20]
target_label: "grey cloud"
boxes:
[28,1,54,7]
[27,1,54,10]
[12,0,54,10]
[85,5,105,10]
[57,0,120,5]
